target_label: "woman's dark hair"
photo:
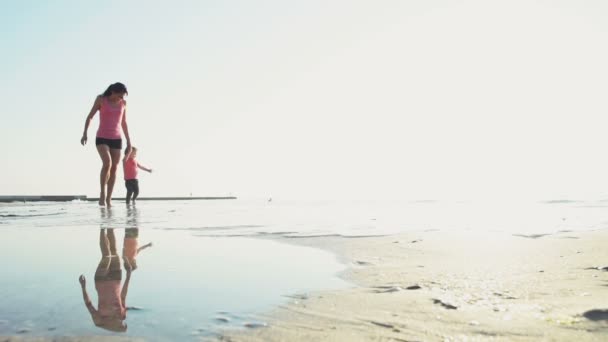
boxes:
[102,82,128,97]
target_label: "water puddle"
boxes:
[0,207,347,340]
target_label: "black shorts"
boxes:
[125,179,139,193]
[96,137,122,150]
[94,256,122,281]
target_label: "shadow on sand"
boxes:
[583,309,608,321]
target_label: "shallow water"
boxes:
[1,198,607,340]
[2,198,607,236]
[0,204,347,340]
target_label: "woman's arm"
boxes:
[81,96,102,145]
[79,275,97,315]
[121,266,132,308]
[123,149,132,162]
[121,102,132,153]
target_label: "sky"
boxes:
[2,0,608,201]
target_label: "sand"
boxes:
[220,229,608,341]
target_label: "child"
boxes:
[123,228,152,271]
[123,147,152,204]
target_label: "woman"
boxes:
[81,82,132,206]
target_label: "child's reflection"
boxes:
[123,229,152,271]
[79,228,131,332]
[123,206,152,271]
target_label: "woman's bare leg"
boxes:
[95,229,112,278]
[105,148,122,207]
[107,228,118,256]
[96,145,112,206]
[99,229,111,257]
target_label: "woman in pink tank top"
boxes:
[80,82,133,207]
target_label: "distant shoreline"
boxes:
[0,195,236,203]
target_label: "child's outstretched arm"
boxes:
[137,163,153,173]
[137,242,153,253]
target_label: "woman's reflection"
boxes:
[79,227,130,332]
[79,207,153,332]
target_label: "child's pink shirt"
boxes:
[124,158,138,180]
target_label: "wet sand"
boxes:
[223,229,608,341]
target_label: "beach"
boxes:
[1,200,607,341]
[224,228,608,341]
[6,0,608,340]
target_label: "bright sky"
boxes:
[2,0,608,200]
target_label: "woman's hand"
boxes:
[79,275,86,287]
[81,134,88,146]
[125,260,134,274]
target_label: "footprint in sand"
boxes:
[432,299,458,310]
